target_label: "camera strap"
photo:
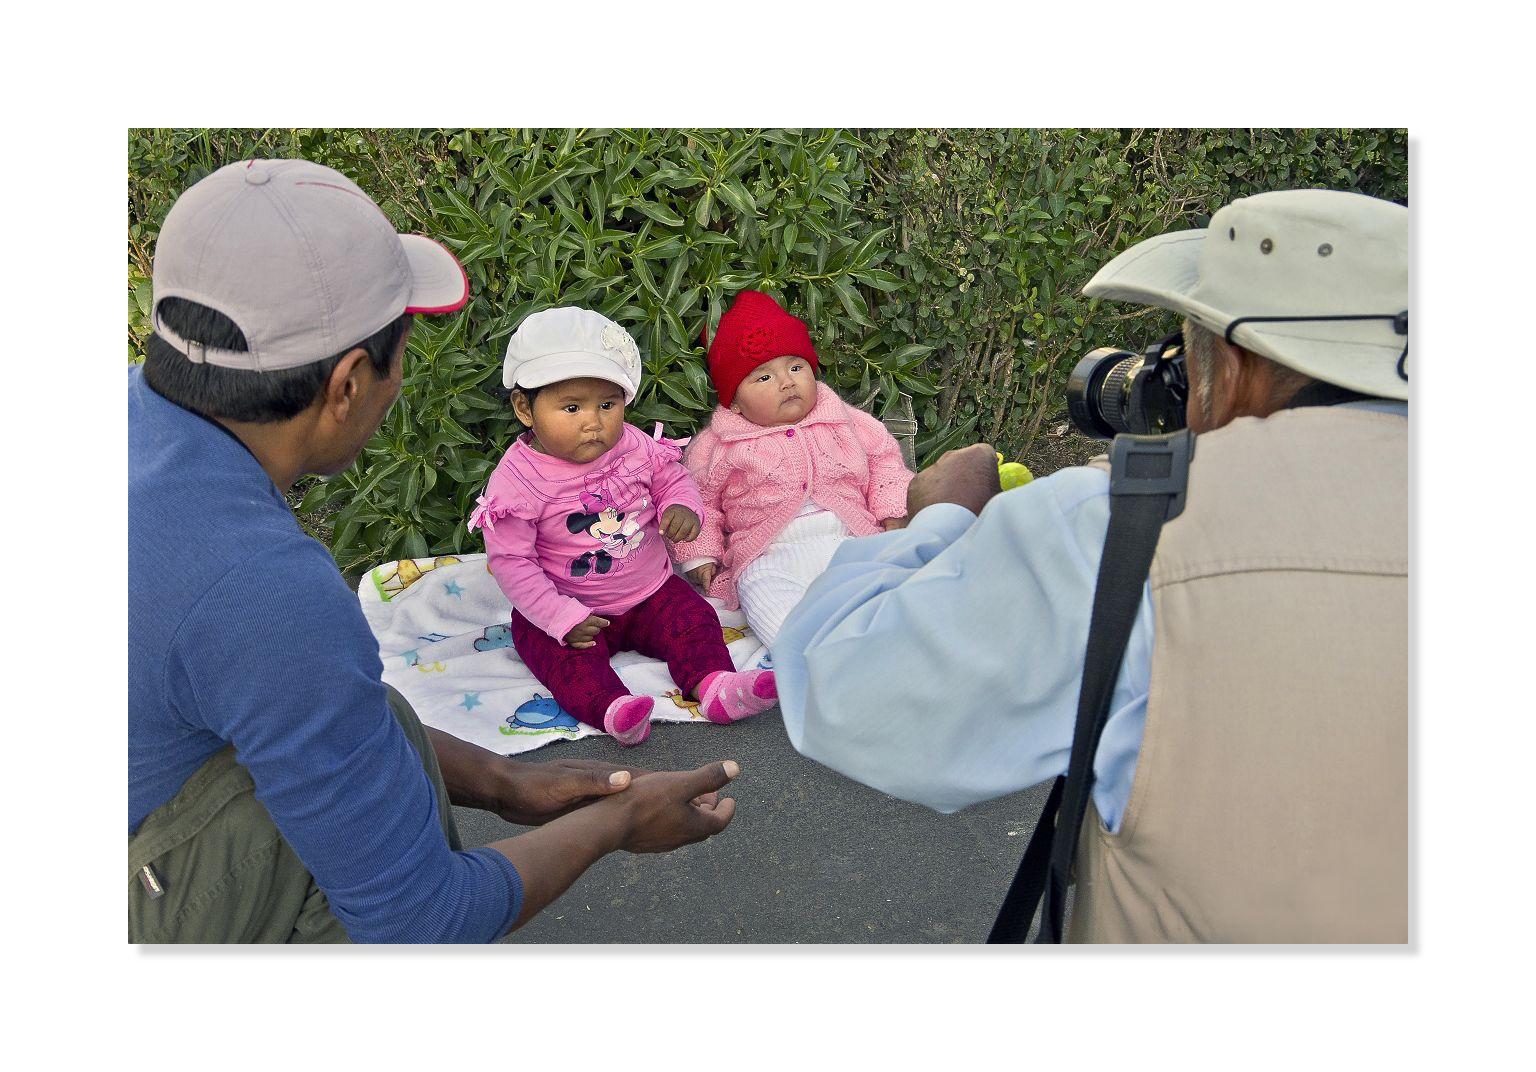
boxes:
[986,428,1194,943]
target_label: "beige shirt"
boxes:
[1069,405,1408,943]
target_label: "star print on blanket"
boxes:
[357,553,772,754]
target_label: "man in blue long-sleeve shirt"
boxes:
[129,159,739,943]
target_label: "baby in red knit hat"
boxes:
[671,290,914,650]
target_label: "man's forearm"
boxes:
[488,761,737,933]
[488,800,629,930]
[425,726,503,812]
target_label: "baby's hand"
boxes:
[882,516,906,531]
[687,562,718,590]
[564,615,611,649]
[660,504,702,543]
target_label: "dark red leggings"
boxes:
[510,574,735,730]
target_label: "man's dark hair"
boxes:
[142,298,411,423]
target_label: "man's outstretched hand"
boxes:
[603,760,740,853]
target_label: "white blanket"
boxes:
[357,553,771,754]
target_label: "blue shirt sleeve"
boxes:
[774,464,1153,829]
[166,538,523,942]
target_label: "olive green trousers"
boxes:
[128,687,459,943]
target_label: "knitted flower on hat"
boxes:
[739,327,772,362]
[705,290,819,407]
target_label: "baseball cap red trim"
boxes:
[400,235,469,314]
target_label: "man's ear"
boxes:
[1212,337,1303,428]
[321,348,372,421]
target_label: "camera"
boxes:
[1065,331,1189,439]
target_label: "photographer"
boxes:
[774,189,1407,942]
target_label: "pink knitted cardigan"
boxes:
[671,381,913,609]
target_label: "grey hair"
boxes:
[1182,319,1313,423]
[1182,320,1219,427]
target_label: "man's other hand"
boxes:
[905,442,1003,519]
[489,758,653,826]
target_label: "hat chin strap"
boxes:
[1224,311,1409,384]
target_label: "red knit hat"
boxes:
[704,290,819,407]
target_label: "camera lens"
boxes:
[1067,348,1141,440]
[1066,335,1188,439]
[1100,357,1142,431]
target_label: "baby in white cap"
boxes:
[468,307,776,745]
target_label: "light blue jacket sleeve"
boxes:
[775,464,1153,827]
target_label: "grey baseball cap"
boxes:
[1084,189,1409,401]
[502,307,644,403]
[150,158,469,371]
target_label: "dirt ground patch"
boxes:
[1017,411,1109,479]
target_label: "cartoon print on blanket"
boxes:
[370,555,464,601]
[502,693,582,738]
[358,553,772,755]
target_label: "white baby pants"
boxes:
[736,505,851,651]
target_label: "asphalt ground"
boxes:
[454,704,1054,944]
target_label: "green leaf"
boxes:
[633,400,695,425]
[635,235,686,260]
[844,226,891,271]
[632,200,686,227]
[401,466,422,511]
[882,343,936,368]
[632,255,659,298]
[895,372,941,396]
[657,375,702,410]
[851,268,902,293]
[714,180,757,218]
[681,360,712,400]
[832,278,873,327]
[434,183,488,228]
[403,528,430,560]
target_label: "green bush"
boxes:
[128,127,1407,571]
[859,128,1408,458]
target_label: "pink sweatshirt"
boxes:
[468,423,703,643]
[671,381,913,609]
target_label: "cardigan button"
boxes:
[785,428,795,437]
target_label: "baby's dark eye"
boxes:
[563,405,579,413]
[600,401,616,410]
